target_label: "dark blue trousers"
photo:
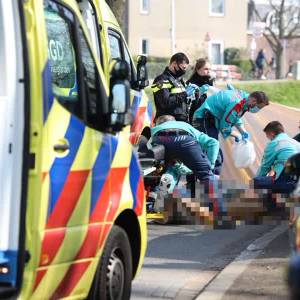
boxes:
[152,135,214,182]
[193,116,223,175]
[253,173,297,194]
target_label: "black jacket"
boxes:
[151,67,188,122]
[187,73,214,123]
[294,133,300,143]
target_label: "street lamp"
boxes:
[250,37,256,60]
[171,0,176,54]
[204,32,211,60]
[251,21,266,59]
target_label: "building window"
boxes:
[209,41,224,64]
[209,0,225,16]
[140,0,149,14]
[141,39,149,55]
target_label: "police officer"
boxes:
[151,52,190,122]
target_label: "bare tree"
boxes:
[250,0,300,78]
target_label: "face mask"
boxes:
[249,106,260,113]
[267,134,275,141]
[175,65,186,77]
[199,75,213,85]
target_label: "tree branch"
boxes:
[278,0,286,38]
[269,0,279,13]
[285,22,300,38]
[266,25,281,44]
[282,14,294,33]
[263,32,279,52]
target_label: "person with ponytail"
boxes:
[187,58,214,122]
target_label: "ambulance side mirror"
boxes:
[134,55,149,90]
[108,59,132,131]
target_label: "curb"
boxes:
[271,102,300,112]
[195,225,288,300]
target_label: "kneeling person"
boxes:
[254,121,300,193]
[152,115,219,184]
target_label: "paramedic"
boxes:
[254,121,300,193]
[151,115,219,183]
[192,88,269,174]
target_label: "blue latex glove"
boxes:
[173,162,192,175]
[226,83,235,90]
[241,131,250,141]
[234,135,241,143]
[186,84,199,97]
[199,84,210,95]
[221,127,232,138]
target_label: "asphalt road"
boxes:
[132,104,299,299]
[132,224,285,299]
[221,230,290,300]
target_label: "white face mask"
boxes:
[249,106,260,113]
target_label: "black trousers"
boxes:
[192,116,223,176]
[152,135,214,182]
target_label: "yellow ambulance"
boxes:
[0,0,146,299]
[77,0,154,145]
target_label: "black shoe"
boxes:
[213,219,236,229]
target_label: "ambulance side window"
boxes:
[44,1,106,129]
[108,30,134,83]
[108,33,122,60]
[45,3,81,118]
[123,44,135,83]
[78,28,103,126]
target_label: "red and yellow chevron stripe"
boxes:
[30,95,145,299]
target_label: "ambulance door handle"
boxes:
[53,138,70,153]
[54,144,69,151]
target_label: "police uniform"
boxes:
[151,67,188,122]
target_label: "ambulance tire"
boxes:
[88,225,132,300]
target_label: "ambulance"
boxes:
[77,0,154,145]
[0,1,146,299]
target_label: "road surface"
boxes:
[132,224,289,299]
[132,103,299,299]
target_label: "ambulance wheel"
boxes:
[88,225,132,300]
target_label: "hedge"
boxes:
[232,80,300,108]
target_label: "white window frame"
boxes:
[209,0,225,17]
[140,38,149,56]
[209,40,224,64]
[140,0,150,14]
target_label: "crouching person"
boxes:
[152,115,219,185]
[254,121,300,194]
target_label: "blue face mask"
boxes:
[249,106,260,113]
